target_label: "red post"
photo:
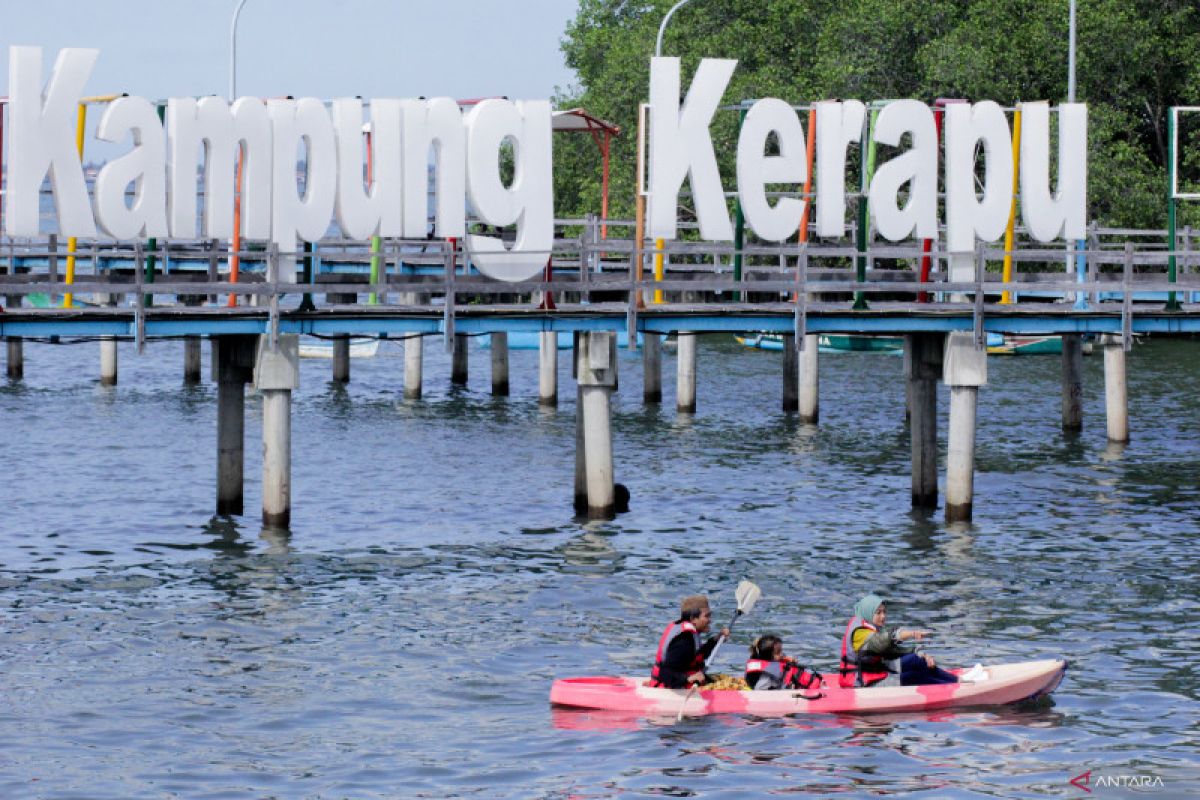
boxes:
[917,106,947,302]
[600,130,610,240]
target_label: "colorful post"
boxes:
[229,148,244,307]
[794,106,817,303]
[799,107,817,243]
[917,106,947,303]
[853,107,879,310]
[654,238,665,304]
[1001,109,1023,304]
[64,101,88,308]
[366,128,383,305]
[298,240,315,312]
[634,103,649,306]
[732,105,748,302]
[1167,107,1180,310]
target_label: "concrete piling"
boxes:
[331,336,351,383]
[799,334,819,423]
[326,293,357,385]
[676,332,697,413]
[7,337,23,380]
[491,332,509,396]
[255,335,299,529]
[573,334,586,512]
[539,331,558,406]
[643,332,662,404]
[99,337,118,386]
[782,333,798,412]
[183,336,202,384]
[576,331,617,519]
[451,334,469,385]
[906,333,942,509]
[5,296,21,380]
[574,383,587,512]
[944,332,987,522]
[400,291,424,399]
[214,335,257,516]
[1061,333,1084,431]
[405,333,423,399]
[1102,334,1129,443]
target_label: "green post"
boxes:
[368,235,383,305]
[143,238,156,308]
[732,106,747,302]
[1167,107,1181,311]
[298,240,316,312]
[853,108,879,310]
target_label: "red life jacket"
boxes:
[649,620,704,687]
[838,616,891,688]
[745,658,820,691]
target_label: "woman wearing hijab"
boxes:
[838,593,958,688]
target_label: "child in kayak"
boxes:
[838,593,958,687]
[745,634,822,693]
[648,595,730,689]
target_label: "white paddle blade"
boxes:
[735,580,762,615]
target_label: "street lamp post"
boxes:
[642,0,698,309]
[228,0,249,100]
[1067,0,1087,309]
[655,0,696,58]
[1068,0,1077,104]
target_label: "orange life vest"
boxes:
[745,658,820,691]
[649,621,704,687]
[838,616,891,688]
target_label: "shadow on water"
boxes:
[317,382,354,416]
[259,525,292,555]
[176,382,211,416]
[553,530,625,575]
[1098,440,1128,463]
[902,509,942,552]
[201,515,255,557]
[142,516,253,558]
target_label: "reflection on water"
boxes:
[0,337,1198,797]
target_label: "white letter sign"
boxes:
[6,46,97,237]
[648,56,736,240]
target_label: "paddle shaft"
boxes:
[679,608,743,722]
[703,608,744,671]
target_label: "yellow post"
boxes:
[653,238,665,304]
[64,102,88,308]
[1001,109,1023,304]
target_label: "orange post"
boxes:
[228,148,243,306]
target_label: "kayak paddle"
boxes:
[677,579,762,721]
[704,579,761,671]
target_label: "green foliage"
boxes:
[556,0,1200,229]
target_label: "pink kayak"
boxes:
[550,659,1067,718]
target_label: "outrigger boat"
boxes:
[298,337,380,359]
[985,332,1063,355]
[550,659,1066,718]
[735,333,903,353]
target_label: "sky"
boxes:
[0,0,580,103]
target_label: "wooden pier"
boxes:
[3,220,1199,523]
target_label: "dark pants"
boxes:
[898,653,958,686]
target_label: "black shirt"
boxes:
[655,623,721,689]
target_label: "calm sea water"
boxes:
[0,333,1197,798]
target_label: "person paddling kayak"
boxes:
[838,593,958,688]
[649,595,731,689]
